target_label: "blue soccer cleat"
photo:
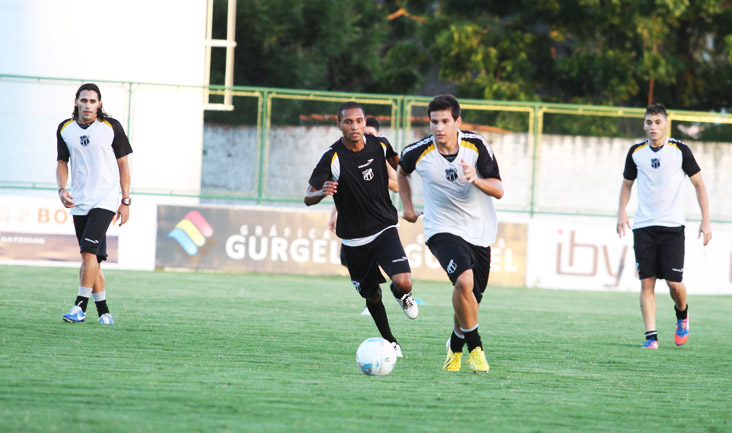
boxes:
[642,339,659,349]
[674,316,690,346]
[98,313,115,325]
[62,305,85,323]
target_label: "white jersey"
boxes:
[623,137,700,229]
[400,129,501,247]
[56,117,133,216]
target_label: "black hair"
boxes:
[366,117,380,131]
[427,94,461,120]
[72,83,108,121]
[337,101,364,121]
[645,103,667,119]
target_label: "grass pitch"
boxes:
[1,264,731,432]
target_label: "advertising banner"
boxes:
[526,216,732,294]
[155,204,527,285]
[0,195,118,263]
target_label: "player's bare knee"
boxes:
[667,280,684,294]
[81,252,97,264]
[454,274,474,296]
[391,273,412,293]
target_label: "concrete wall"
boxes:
[202,124,731,220]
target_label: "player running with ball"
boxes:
[305,102,418,357]
[399,95,503,373]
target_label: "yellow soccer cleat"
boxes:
[468,347,490,373]
[443,348,462,371]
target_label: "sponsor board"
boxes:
[0,195,118,263]
[526,216,732,294]
[155,205,527,285]
[0,231,118,262]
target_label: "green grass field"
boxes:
[1,264,730,433]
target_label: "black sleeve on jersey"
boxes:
[307,148,335,189]
[622,145,640,180]
[109,118,133,159]
[679,143,701,177]
[398,148,416,174]
[56,121,70,162]
[476,142,501,180]
[379,136,397,159]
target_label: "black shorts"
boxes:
[73,208,116,262]
[342,227,411,299]
[633,226,685,282]
[426,233,491,303]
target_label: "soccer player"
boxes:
[398,95,503,373]
[305,102,418,357]
[328,117,399,317]
[328,117,398,258]
[617,103,711,349]
[57,83,133,325]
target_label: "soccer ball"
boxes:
[356,337,397,376]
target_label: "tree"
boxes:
[425,0,732,110]
[210,0,732,112]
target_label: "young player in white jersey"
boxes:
[398,95,503,373]
[305,102,418,357]
[57,83,133,325]
[617,103,712,349]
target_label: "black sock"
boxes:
[389,282,402,299]
[674,304,688,320]
[450,330,466,353]
[463,328,483,352]
[95,300,110,316]
[366,299,396,343]
[74,296,89,312]
[645,330,658,341]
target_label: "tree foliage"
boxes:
[211,0,732,110]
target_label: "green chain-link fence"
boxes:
[2,74,730,221]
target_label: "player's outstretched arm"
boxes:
[56,160,75,208]
[397,166,421,222]
[616,179,634,238]
[116,155,130,226]
[690,172,712,246]
[304,181,337,206]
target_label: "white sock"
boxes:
[460,323,479,333]
[453,326,465,339]
[78,286,92,298]
[92,291,106,302]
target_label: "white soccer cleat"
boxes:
[393,342,403,358]
[395,293,418,319]
[98,313,115,325]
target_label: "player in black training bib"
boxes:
[305,102,418,358]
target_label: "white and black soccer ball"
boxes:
[356,337,397,376]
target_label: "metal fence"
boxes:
[2,74,731,222]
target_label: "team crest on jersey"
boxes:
[651,158,660,169]
[445,167,458,182]
[362,168,374,181]
[80,135,90,146]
